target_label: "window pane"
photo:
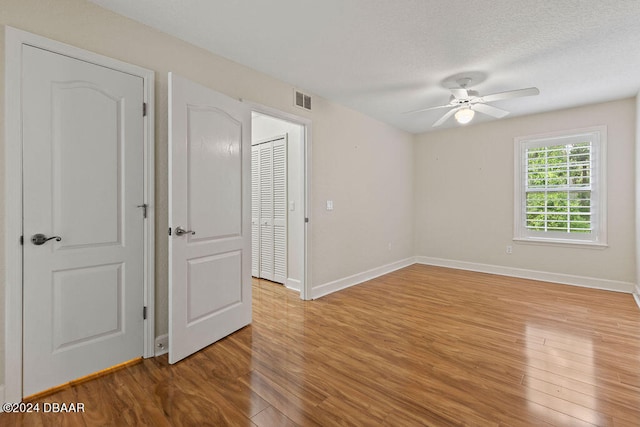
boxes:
[526,142,592,189]
[525,191,592,233]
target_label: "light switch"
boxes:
[326,200,334,211]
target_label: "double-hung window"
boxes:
[514,127,607,246]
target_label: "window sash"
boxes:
[525,142,592,190]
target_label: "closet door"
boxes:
[272,137,287,284]
[251,146,260,277]
[259,142,274,281]
[252,135,287,284]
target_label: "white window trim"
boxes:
[514,126,607,247]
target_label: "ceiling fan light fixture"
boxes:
[455,107,475,124]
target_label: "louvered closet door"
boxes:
[251,146,260,277]
[272,137,287,284]
[252,135,287,284]
[259,142,274,281]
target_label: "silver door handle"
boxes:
[175,226,195,236]
[31,233,62,245]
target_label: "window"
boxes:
[514,127,607,246]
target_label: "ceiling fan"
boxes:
[405,77,539,127]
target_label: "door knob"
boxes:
[175,226,195,236]
[31,233,62,245]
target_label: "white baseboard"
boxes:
[285,278,301,292]
[311,257,415,299]
[634,285,640,310]
[154,334,168,356]
[415,256,636,294]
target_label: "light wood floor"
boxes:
[3,264,640,426]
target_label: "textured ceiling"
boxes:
[90,0,640,134]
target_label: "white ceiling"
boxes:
[90,0,640,134]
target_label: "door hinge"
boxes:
[168,227,172,236]
[20,235,23,245]
[143,102,147,117]
[137,203,148,219]
[143,306,147,320]
[305,218,309,223]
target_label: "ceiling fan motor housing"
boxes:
[449,90,478,104]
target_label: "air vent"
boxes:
[294,89,312,111]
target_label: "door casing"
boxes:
[247,103,312,300]
[3,27,155,402]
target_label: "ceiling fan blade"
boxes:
[403,104,454,114]
[480,87,539,103]
[432,107,459,127]
[473,103,510,118]
[450,88,469,100]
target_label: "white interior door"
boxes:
[168,73,252,364]
[22,45,145,396]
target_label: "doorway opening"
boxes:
[250,110,311,300]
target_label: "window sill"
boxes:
[513,237,608,249]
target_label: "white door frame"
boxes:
[246,102,312,300]
[3,27,155,402]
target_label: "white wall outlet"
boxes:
[506,245,513,254]
[326,200,334,210]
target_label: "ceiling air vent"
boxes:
[294,89,311,111]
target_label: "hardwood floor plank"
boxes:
[522,375,640,426]
[238,370,324,427]
[382,408,470,427]
[251,406,296,427]
[3,264,639,426]
[618,371,640,388]
[311,395,389,427]
[520,400,600,427]
[522,387,613,425]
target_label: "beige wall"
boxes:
[312,99,415,284]
[414,98,636,286]
[0,0,415,388]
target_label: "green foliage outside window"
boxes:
[525,143,592,233]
